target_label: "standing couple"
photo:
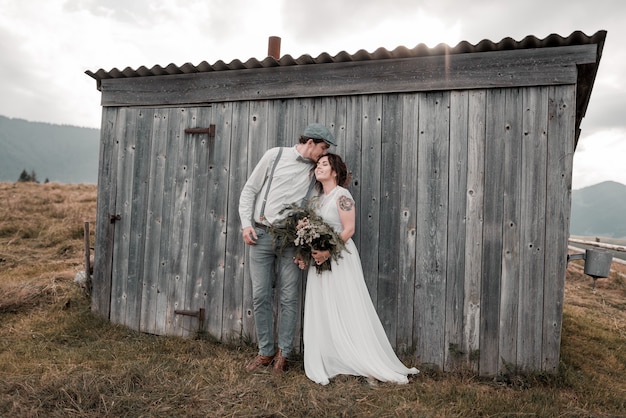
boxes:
[238,123,418,385]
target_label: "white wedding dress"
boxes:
[303,186,419,385]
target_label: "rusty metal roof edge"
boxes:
[85,30,607,82]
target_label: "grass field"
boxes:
[1,181,625,417]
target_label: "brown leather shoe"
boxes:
[245,354,275,373]
[272,350,288,374]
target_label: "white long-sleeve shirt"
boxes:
[239,146,315,229]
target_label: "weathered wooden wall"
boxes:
[93,83,575,375]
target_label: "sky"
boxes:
[0,0,624,190]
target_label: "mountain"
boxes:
[570,181,626,239]
[0,115,99,184]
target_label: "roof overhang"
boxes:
[87,30,606,147]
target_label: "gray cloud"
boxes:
[281,0,422,46]
[63,0,152,25]
[0,0,624,187]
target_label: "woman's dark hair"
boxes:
[315,153,351,192]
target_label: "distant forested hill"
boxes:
[0,115,99,184]
[570,181,626,239]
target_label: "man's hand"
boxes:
[294,256,307,270]
[311,249,331,265]
[242,226,258,245]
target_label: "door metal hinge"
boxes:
[185,124,215,138]
[174,308,206,331]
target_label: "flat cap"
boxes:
[303,123,336,146]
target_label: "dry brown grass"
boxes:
[1,181,626,417]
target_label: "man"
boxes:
[239,123,336,374]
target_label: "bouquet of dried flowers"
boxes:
[270,202,347,273]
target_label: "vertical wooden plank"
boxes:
[292,98,311,144]
[203,103,232,338]
[223,101,251,342]
[397,93,418,354]
[479,89,506,376]
[248,101,271,164]
[92,107,119,318]
[378,93,402,343]
[124,108,154,330]
[273,99,290,147]
[318,96,337,139]
[280,98,298,146]
[289,99,306,145]
[445,90,469,370]
[499,88,523,367]
[154,108,182,335]
[166,108,195,337]
[518,87,548,370]
[463,90,486,370]
[325,96,342,160]
[343,96,363,249]
[185,106,212,335]
[172,109,196,336]
[110,108,136,326]
[543,85,575,371]
[265,100,280,149]
[140,108,170,334]
[479,89,505,376]
[310,97,328,127]
[415,91,449,369]
[330,96,348,159]
[359,95,383,304]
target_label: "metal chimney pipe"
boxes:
[268,36,281,59]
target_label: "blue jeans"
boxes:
[249,226,301,358]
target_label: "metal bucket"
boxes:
[583,249,613,278]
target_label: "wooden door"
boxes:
[94,105,241,338]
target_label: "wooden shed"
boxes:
[86,30,605,376]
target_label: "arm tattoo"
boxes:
[338,195,355,211]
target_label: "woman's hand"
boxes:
[311,249,330,265]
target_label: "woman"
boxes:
[301,153,419,385]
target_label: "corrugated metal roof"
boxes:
[85,30,606,83]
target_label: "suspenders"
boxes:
[258,147,316,223]
[259,147,283,222]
